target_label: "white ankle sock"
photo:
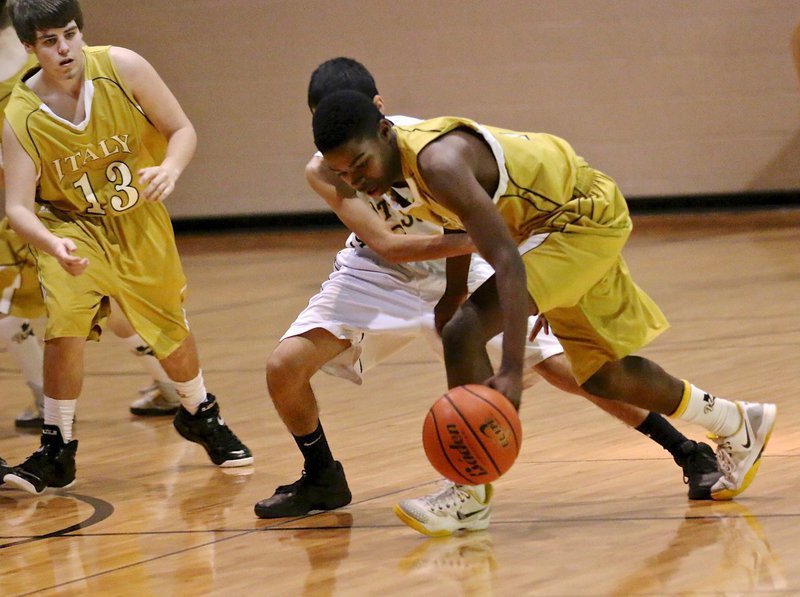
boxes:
[0,316,43,387]
[43,396,76,441]
[121,334,172,383]
[671,381,741,437]
[171,371,207,414]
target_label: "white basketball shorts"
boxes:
[282,248,563,384]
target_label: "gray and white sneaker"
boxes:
[130,381,181,416]
[394,481,493,537]
[14,382,45,429]
[711,401,777,500]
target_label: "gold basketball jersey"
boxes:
[0,54,37,115]
[5,46,167,216]
[0,53,41,311]
[394,117,630,243]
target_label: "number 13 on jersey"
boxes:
[73,160,139,215]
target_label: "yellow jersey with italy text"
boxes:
[394,117,630,244]
[4,45,166,217]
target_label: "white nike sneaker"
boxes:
[393,481,493,537]
[711,401,777,500]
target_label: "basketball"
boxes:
[422,384,522,484]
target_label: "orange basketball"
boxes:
[422,384,522,484]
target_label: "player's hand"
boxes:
[433,290,468,335]
[51,237,89,276]
[138,165,178,202]
[529,313,550,340]
[484,370,523,411]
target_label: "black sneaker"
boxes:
[254,461,352,518]
[0,456,7,486]
[173,394,253,467]
[675,440,723,500]
[4,425,78,495]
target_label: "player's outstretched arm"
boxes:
[418,132,528,404]
[435,249,472,334]
[110,46,197,203]
[3,120,88,276]
[306,155,475,263]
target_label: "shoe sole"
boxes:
[219,456,254,467]
[129,407,180,416]
[712,403,777,501]
[14,418,44,429]
[392,504,491,537]
[14,416,77,429]
[255,499,351,519]
[3,473,76,496]
[687,480,718,501]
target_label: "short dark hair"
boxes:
[307,57,378,111]
[0,1,10,29]
[9,0,84,45]
[312,89,383,154]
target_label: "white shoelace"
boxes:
[715,441,736,478]
[422,481,470,512]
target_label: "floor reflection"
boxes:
[399,532,496,594]
[277,512,354,597]
[611,502,787,595]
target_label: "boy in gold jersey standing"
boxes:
[311,90,776,500]
[2,0,252,494]
[0,0,178,431]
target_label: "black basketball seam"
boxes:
[430,406,472,485]
[462,385,521,450]
[445,393,502,477]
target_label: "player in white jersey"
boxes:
[254,58,722,534]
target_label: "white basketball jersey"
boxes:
[317,114,446,278]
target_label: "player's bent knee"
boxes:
[580,362,621,401]
[440,309,484,353]
[266,351,308,399]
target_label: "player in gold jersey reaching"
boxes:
[312,90,777,500]
[1,0,251,495]
[255,58,722,533]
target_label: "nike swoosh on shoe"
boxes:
[741,421,752,450]
[456,507,488,521]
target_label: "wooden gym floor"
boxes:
[1,209,798,596]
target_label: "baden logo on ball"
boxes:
[423,384,522,484]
